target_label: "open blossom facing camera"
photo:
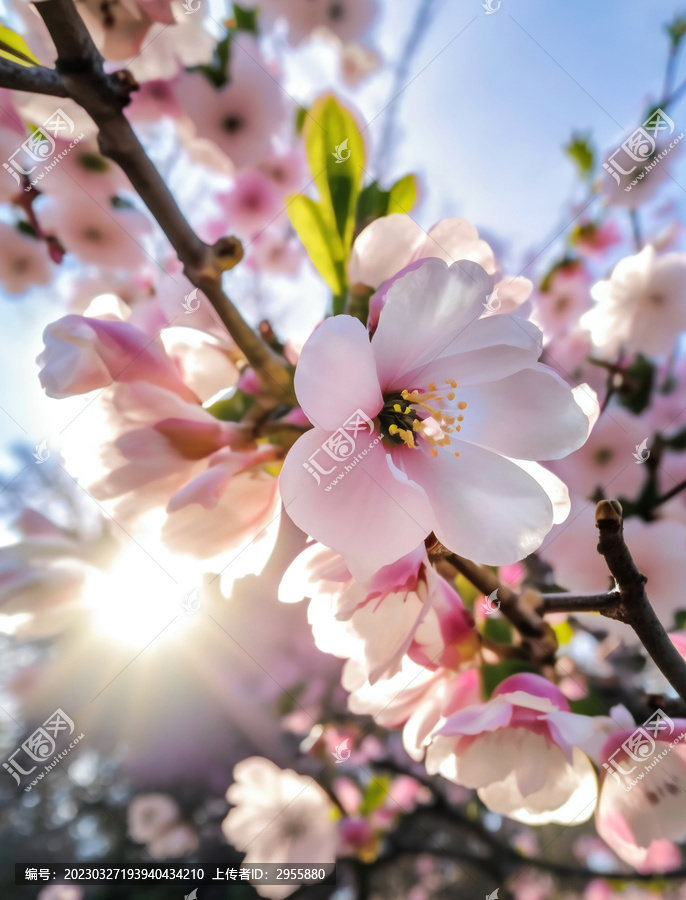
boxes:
[582,246,686,357]
[222,757,337,899]
[280,257,593,579]
[426,674,598,825]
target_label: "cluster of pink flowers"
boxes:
[3,1,686,896]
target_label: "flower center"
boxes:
[379,379,466,458]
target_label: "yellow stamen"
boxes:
[428,382,436,392]
[389,424,399,435]
[430,447,438,458]
[457,401,467,410]
[447,392,455,401]
[393,403,402,413]
[454,451,460,457]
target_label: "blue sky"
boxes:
[2,0,686,480]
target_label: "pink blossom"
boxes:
[222,757,337,899]
[38,889,83,900]
[37,315,199,400]
[595,717,686,871]
[0,224,53,295]
[242,0,378,46]
[545,407,649,501]
[426,673,598,824]
[582,247,686,357]
[280,258,592,580]
[349,214,532,315]
[531,261,593,341]
[127,793,181,844]
[246,229,304,276]
[208,170,283,240]
[572,220,622,258]
[36,194,152,268]
[177,38,285,170]
[280,542,477,684]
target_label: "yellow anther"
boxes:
[457,401,467,410]
[456,425,461,432]
[393,403,402,412]
[457,415,464,422]
[404,406,412,414]
[428,381,437,392]
[447,392,455,401]
[389,424,399,435]
[412,420,425,431]
[454,451,460,457]
[442,414,455,424]
[398,428,415,449]
[430,447,438,458]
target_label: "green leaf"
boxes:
[287,194,345,294]
[481,616,512,644]
[0,25,40,67]
[355,174,417,235]
[295,105,309,135]
[666,16,686,48]
[233,3,258,32]
[387,174,416,213]
[304,94,364,253]
[481,660,538,699]
[569,695,608,716]
[359,776,391,816]
[565,132,595,178]
[618,353,655,415]
[206,388,255,422]
[193,32,232,88]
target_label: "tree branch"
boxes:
[593,500,686,702]
[539,591,618,614]
[23,0,295,404]
[653,475,686,507]
[0,57,67,96]
[429,541,557,667]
